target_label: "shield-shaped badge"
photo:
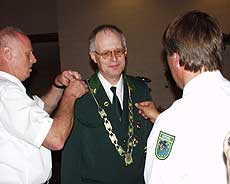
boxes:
[155,131,175,160]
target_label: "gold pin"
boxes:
[104,101,109,107]
[136,122,142,129]
[133,138,138,147]
[91,88,96,94]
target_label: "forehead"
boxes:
[10,32,32,51]
[17,33,32,48]
[95,30,122,51]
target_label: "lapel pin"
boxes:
[92,88,96,94]
[136,122,142,129]
[104,101,109,107]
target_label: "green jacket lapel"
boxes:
[88,73,114,116]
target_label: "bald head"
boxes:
[0,26,36,81]
[0,27,26,49]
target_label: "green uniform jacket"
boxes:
[61,73,153,184]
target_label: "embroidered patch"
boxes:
[155,131,175,160]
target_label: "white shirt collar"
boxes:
[98,72,124,108]
[0,71,26,92]
[183,70,222,97]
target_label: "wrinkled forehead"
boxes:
[95,30,122,50]
[3,32,29,49]
[15,32,32,48]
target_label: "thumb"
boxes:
[135,103,143,110]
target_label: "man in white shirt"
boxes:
[0,27,88,183]
[135,10,230,183]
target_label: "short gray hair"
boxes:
[0,26,25,48]
[89,24,127,52]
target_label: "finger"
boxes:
[224,132,230,151]
[65,71,75,81]
[136,103,144,111]
[82,82,88,89]
[138,101,151,107]
[70,71,82,80]
[139,111,148,119]
[135,102,145,108]
[135,103,140,108]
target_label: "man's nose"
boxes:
[111,51,118,61]
[31,54,37,63]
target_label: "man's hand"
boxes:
[135,101,160,123]
[224,132,230,161]
[64,79,88,100]
[53,70,82,88]
[42,70,87,113]
[224,132,230,183]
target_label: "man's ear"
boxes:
[89,52,97,64]
[174,53,181,67]
[2,47,12,61]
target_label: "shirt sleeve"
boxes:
[0,84,53,148]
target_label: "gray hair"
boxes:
[89,24,127,52]
[0,26,25,48]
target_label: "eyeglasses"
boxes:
[95,49,127,60]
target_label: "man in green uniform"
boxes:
[61,24,153,184]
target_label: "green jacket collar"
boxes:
[88,72,136,95]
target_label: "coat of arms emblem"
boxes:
[155,131,175,160]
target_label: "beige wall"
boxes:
[0,0,58,34]
[57,0,230,108]
[0,0,59,97]
[0,0,229,108]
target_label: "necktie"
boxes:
[110,86,122,121]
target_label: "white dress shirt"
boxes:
[0,71,53,184]
[98,72,124,109]
[145,71,230,184]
